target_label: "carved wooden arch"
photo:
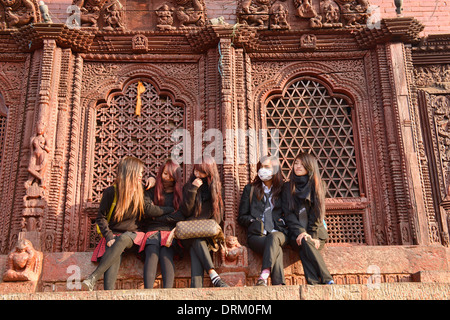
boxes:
[82,63,197,113]
[253,61,366,108]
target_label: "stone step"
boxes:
[1,282,449,300]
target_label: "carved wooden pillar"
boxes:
[21,39,61,250]
[216,38,248,284]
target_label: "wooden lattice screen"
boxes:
[93,81,184,202]
[266,78,364,244]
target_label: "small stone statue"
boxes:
[103,0,125,31]
[25,121,50,189]
[221,235,247,266]
[156,4,175,30]
[3,239,42,282]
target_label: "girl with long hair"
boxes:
[82,156,174,291]
[238,155,288,286]
[281,152,334,285]
[180,155,228,288]
[140,158,184,288]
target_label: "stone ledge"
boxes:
[1,282,449,300]
[1,245,448,293]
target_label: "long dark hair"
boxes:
[154,158,183,210]
[189,155,224,223]
[288,152,326,221]
[251,155,283,204]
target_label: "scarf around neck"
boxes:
[293,174,313,202]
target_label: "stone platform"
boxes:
[1,282,449,300]
[1,245,449,296]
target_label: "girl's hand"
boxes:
[296,232,308,246]
[192,178,203,188]
[106,239,115,247]
[311,238,320,250]
[145,177,156,190]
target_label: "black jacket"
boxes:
[180,182,218,222]
[96,185,174,242]
[238,183,288,237]
[140,187,182,232]
[281,182,328,242]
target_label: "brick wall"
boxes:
[43,0,449,36]
[370,0,450,35]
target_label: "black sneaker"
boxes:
[255,279,267,286]
[213,278,230,287]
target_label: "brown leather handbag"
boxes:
[165,219,225,252]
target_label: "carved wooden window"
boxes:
[92,80,184,202]
[265,78,364,244]
[266,78,359,197]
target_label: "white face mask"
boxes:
[258,168,273,181]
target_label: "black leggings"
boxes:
[182,238,215,288]
[143,232,175,288]
[90,231,136,290]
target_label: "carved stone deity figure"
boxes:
[102,0,124,31]
[174,0,206,28]
[220,235,248,267]
[294,0,317,18]
[0,0,40,28]
[25,121,50,189]
[238,0,272,28]
[335,0,371,27]
[320,0,341,27]
[156,3,175,31]
[270,3,290,30]
[3,239,42,282]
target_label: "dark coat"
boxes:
[238,183,288,237]
[281,182,328,242]
[96,185,174,242]
[140,187,182,232]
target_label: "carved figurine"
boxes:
[320,0,342,28]
[156,3,175,31]
[270,3,290,30]
[102,0,124,31]
[220,235,247,266]
[294,0,317,18]
[175,0,205,28]
[338,0,371,27]
[80,5,100,27]
[2,0,38,28]
[3,239,42,282]
[71,0,106,28]
[238,0,270,29]
[25,121,50,189]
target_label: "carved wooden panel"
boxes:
[325,211,365,244]
[265,78,359,198]
[93,80,184,202]
[0,113,6,167]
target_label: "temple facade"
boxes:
[0,0,449,291]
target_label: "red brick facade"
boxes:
[0,0,449,292]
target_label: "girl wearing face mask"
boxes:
[180,155,228,288]
[281,152,334,285]
[238,155,287,286]
[140,158,183,289]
